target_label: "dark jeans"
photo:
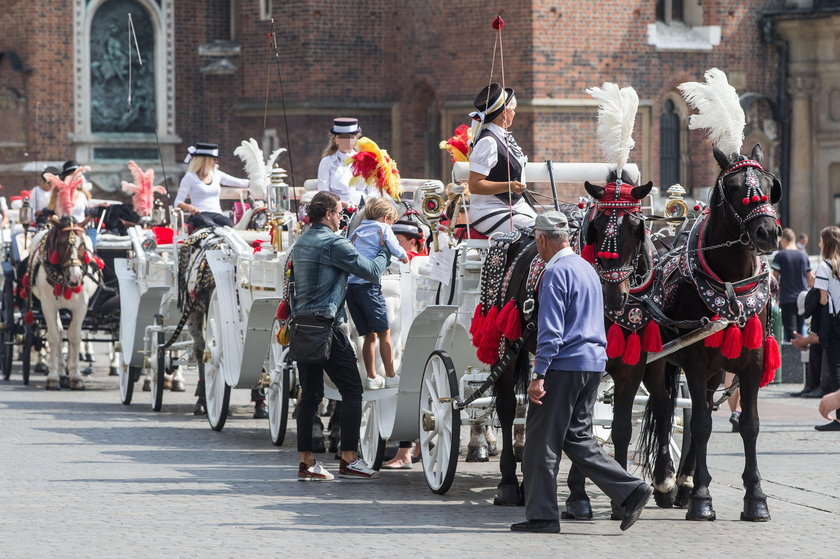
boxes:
[780,302,804,341]
[189,212,233,230]
[296,328,363,453]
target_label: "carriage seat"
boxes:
[94,233,132,250]
[231,230,272,245]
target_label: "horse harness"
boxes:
[713,158,778,253]
[28,222,101,300]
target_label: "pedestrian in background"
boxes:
[772,228,813,340]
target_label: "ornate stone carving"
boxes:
[788,75,819,100]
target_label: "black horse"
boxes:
[639,144,781,521]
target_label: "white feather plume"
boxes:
[234,138,268,199]
[678,68,745,157]
[266,146,287,172]
[586,83,639,172]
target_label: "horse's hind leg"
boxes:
[683,367,716,521]
[609,361,647,517]
[66,308,85,390]
[466,423,489,462]
[484,425,499,456]
[562,464,593,520]
[738,373,770,521]
[513,402,526,462]
[189,315,206,415]
[494,371,522,506]
[644,362,680,508]
[43,304,62,390]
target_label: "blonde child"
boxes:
[346,198,408,389]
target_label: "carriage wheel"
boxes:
[419,350,461,495]
[359,398,385,470]
[21,323,34,385]
[1,281,14,381]
[119,360,140,405]
[267,323,291,446]
[150,316,166,412]
[204,292,230,431]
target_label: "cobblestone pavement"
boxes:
[1,366,838,558]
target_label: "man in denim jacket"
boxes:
[292,191,391,480]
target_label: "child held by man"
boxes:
[346,198,408,389]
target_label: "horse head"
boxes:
[711,144,781,255]
[583,170,653,311]
[47,215,92,287]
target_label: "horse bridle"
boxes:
[591,180,646,284]
[45,223,93,287]
[714,159,778,254]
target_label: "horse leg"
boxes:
[684,367,716,521]
[738,373,770,521]
[170,355,186,392]
[609,363,646,517]
[66,306,85,390]
[189,315,206,415]
[108,342,119,376]
[493,371,522,506]
[644,362,680,508]
[484,425,499,456]
[562,464,593,520]
[43,303,62,390]
[466,423,489,462]
[513,402,526,462]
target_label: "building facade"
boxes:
[1,0,822,236]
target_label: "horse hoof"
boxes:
[513,446,525,463]
[45,380,60,391]
[561,500,593,520]
[686,498,716,521]
[740,497,770,522]
[253,402,268,419]
[170,379,186,392]
[85,353,95,363]
[673,485,692,509]
[142,378,151,392]
[34,363,48,374]
[163,378,173,390]
[194,402,207,416]
[108,367,118,377]
[59,376,71,389]
[465,446,489,462]
[654,487,677,509]
[487,442,499,457]
[493,483,522,507]
[70,380,86,391]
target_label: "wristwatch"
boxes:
[533,373,545,381]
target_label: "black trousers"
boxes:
[823,324,840,415]
[780,302,804,341]
[296,328,363,453]
[189,212,233,230]
[522,370,644,521]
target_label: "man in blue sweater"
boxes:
[511,211,652,534]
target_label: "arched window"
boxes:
[660,99,681,189]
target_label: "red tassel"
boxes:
[84,252,91,265]
[49,251,59,265]
[721,325,743,360]
[21,273,29,289]
[497,300,515,328]
[18,288,27,300]
[581,243,596,265]
[500,302,522,340]
[477,306,502,365]
[606,322,625,360]
[742,314,763,350]
[705,315,725,348]
[94,256,104,270]
[24,310,34,324]
[470,304,485,348]
[760,335,781,388]
[63,287,73,300]
[622,330,642,366]
[53,283,62,296]
[641,321,663,353]
[73,284,83,294]
[276,300,289,321]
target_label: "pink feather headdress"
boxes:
[44,166,90,218]
[121,161,166,217]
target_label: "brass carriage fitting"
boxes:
[665,184,688,222]
[422,412,436,432]
[143,356,151,369]
[203,349,211,363]
[258,372,271,388]
[114,341,121,352]
[14,334,23,344]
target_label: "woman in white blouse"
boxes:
[316,118,366,207]
[467,83,536,235]
[174,143,250,229]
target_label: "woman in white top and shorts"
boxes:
[467,83,536,235]
[174,143,250,230]
[317,118,367,208]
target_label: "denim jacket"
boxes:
[290,223,390,320]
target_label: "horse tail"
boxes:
[160,304,191,350]
[636,362,680,480]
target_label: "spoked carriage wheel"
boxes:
[1,280,14,381]
[359,398,385,471]
[419,350,461,495]
[119,360,141,405]
[150,316,165,412]
[21,323,34,386]
[204,291,231,431]
[267,323,291,446]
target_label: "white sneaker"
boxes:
[298,460,334,481]
[365,376,385,390]
[384,375,400,388]
[339,458,380,479]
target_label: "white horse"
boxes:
[26,216,100,389]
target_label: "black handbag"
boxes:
[288,315,334,365]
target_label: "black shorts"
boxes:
[346,283,389,336]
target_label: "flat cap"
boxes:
[533,210,569,232]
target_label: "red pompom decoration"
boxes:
[611,252,619,259]
[742,314,763,350]
[622,330,642,366]
[492,16,504,30]
[21,273,29,289]
[641,321,663,353]
[751,195,760,203]
[63,287,73,300]
[761,195,768,202]
[742,197,750,205]
[84,252,91,265]
[24,310,34,324]
[606,322,625,360]
[577,202,586,209]
[18,288,27,300]
[760,335,781,387]
[53,283,63,297]
[470,304,485,348]
[721,325,743,360]
[49,251,59,265]
[693,204,701,211]
[581,243,596,265]
[73,283,83,294]
[498,300,521,340]
[94,256,104,270]
[276,300,289,321]
[482,305,501,344]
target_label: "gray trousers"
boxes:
[523,369,644,521]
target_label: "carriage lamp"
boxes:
[18,198,32,225]
[664,184,688,222]
[268,166,290,214]
[151,200,167,226]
